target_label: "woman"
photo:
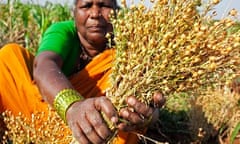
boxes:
[0,0,165,143]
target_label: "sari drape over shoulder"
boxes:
[0,43,139,144]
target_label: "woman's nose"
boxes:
[90,6,102,18]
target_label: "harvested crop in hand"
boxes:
[106,0,240,110]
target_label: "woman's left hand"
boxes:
[117,92,165,131]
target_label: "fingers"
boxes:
[68,119,89,144]
[94,97,118,124]
[118,95,164,131]
[67,97,117,144]
[86,109,111,140]
[117,121,137,131]
[80,114,104,144]
[126,96,153,118]
[118,106,153,131]
[119,107,144,124]
[118,96,153,131]
[68,110,104,144]
[70,110,110,144]
[152,92,166,108]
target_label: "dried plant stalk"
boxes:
[196,86,240,141]
[106,0,240,110]
[1,107,72,144]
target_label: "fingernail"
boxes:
[127,97,135,105]
[122,110,129,117]
[111,116,118,123]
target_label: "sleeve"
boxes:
[36,21,76,61]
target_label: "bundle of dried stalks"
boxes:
[106,0,240,109]
[105,0,240,142]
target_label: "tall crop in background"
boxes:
[0,0,72,53]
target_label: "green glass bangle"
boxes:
[53,89,84,123]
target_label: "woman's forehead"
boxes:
[77,0,114,3]
[75,0,119,9]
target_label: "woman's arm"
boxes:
[33,51,118,143]
[33,51,73,105]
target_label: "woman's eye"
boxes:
[78,2,112,9]
[104,4,113,8]
[99,3,113,8]
[80,3,92,8]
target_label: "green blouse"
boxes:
[37,20,81,76]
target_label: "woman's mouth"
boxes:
[88,25,105,32]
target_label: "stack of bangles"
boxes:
[53,88,84,123]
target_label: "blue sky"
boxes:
[126,0,240,19]
[2,0,240,19]
[205,0,240,19]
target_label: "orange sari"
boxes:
[0,43,139,144]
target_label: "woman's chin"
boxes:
[88,33,108,43]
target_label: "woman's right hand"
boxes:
[66,96,118,144]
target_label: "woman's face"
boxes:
[74,0,114,45]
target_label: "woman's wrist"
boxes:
[53,88,84,123]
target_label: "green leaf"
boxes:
[231,122,240,144]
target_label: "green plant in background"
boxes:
[231,122,240,144]
[0,0,73,54]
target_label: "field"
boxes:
[0,0,73,53]
[0,0,240,144]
